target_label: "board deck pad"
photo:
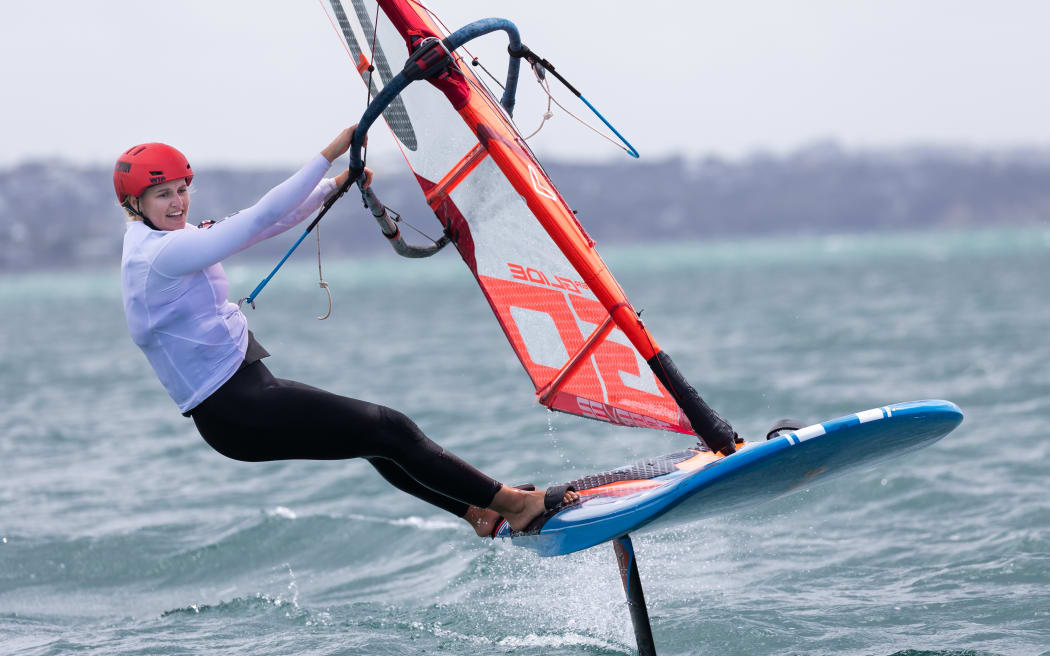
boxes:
[495,400,963,556]
[567,450,700,491]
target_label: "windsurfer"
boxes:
[116,126,578,538]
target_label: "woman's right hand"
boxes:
[334,166,373,189]
[321,125,368,163]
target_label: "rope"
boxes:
[471,56,506,91]
[521,66,554,140]
[315,225,332,320]
[385,205,443,245]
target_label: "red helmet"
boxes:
[113,143,193,203]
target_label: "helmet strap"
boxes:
[123,199,160,231]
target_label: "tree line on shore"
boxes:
[2,142,1047,271]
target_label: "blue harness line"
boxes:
[239,225,315,310]
[578,94,640,158]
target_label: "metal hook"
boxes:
[317,281,332,320]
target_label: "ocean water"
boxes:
[1,227,1048,656]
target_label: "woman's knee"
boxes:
[377,406,431,451]
[379,405,419,435]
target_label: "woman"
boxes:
[116,126,577,537]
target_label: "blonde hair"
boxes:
[121,198,141,222]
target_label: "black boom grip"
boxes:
[648,351,737,455]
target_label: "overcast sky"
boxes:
[2,1,1048,168]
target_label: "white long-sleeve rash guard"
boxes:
[121,153,336,413]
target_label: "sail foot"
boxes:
[647,351,737,455]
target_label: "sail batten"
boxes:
[425,143,488,208]
[537,314,615,406]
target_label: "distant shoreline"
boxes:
[3,143,1048,272]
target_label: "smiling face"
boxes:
[133,179,191,230]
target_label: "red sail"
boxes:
[324,0,695,435]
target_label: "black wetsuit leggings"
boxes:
[190,361,503,517]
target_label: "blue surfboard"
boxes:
[494,400,963,557]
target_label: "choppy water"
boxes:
[2,227,1048,655]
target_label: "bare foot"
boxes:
[489,485,580,532]
[463,506,502,537]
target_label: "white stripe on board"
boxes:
[856,408,884,424]
[794,424,826,442]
